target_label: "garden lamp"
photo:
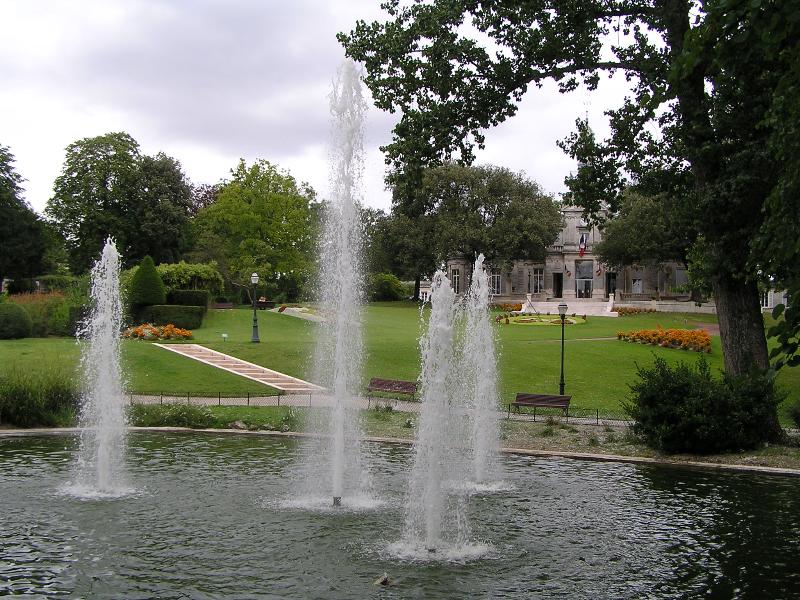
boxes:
[558,303,567,395]
[251,272,260,343]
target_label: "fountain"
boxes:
[295,59,370,509]
[462,254,502,486]
[70,237,129,497]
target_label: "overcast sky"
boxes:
[1,0,629,215]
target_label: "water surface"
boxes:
[1,432,798,599]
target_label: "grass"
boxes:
[0,302,797,423]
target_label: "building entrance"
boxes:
[553,273,563,298]
[606,272,617,298]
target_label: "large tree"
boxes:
[339,0,797,377]
[46,132,192,272]
[421,164,563,269]
[0,144,49,285]
[188,159,318,301]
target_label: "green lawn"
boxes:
[0,302,797,421]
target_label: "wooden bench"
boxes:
[508,393,572,419]
[367,378,418,405]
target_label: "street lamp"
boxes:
[250,272,260,343]
[558,302,568,395]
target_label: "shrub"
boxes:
[368,273,407,301]
[7,292,69,337]
[0,368,79,427]
[128,403,213,428]
[36,274,81,293]
[0,303,33,339]
[615,306,657,316]
[493,303,523,312]
[128,256,166,309]
[624,356,784,454]
[789,401,800,430]
[155,261,225,294]
[167,289,211,310]
[138,305,204,329]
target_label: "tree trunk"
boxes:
[712,273,769,376]
[413,275,420,301]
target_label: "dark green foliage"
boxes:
[127,403,214,429]
[768,290,800,370]
[36,275,81,292]
[369,273,407,301]
[128,256,166,308]
[625,357,784,454]
[0,368,79,427]
[0,303,33,339]
[139,305,204,329]
[167,289,211,309]
[790,402,800,430]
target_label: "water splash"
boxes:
[297,59,370,508]
[70,238,130,497]
[463,254,502,485]
[402,270,465,551]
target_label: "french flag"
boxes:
[579,233,587,257]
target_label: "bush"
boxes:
[128,403,214,428]
[128,256,166,309]
[7,292,69,337]
[167,289,211,310]
[0,303,33,339]
[36,274,81,293]
[789,402,800,430]
[7,279,36,294]
[138,305,204,329]
[0,368,79,427]
[624,356,784,454]
[369,273,406,301]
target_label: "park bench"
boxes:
[367,378,418,406]
[508,393,572,419]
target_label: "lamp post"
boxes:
[558,302,567,395]
[250,272,260,343]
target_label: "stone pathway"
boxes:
[154,344,323,394]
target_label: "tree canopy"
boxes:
[340,0,799,378]
[0,144,50,284]
[188,159,319,302]
[46,132,192,273]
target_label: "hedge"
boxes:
[139,305,204,329]
[0,303,33,339]
[167,289,211,310]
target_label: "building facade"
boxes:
[445,206,689,306]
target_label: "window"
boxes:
[489,268,502,295]
[761,290,771,309]
[575,260,593,298]
[528,268,544,294]
[451,269,460,294]
[420,290,429,302]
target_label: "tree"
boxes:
[421,164,562,270]
[188,159,318,302]
[339,0,797,378]
[128,255,166,308]
[46,132,192,272]
[0,144,49,285]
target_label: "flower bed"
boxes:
[122,323,193,340]
[617,326,710,353]
[615,306,657,316]
[493,303,523,312]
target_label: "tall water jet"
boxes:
[73,238,128,496]
[463,254,502,484]
[403,271,461,551]
[304,59,368,507]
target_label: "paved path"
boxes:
[154,344,323,394]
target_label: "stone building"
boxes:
[445,205,690,314]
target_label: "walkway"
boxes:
[154,344,323,394]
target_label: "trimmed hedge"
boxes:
[167,289,210,310]
[0,303,33,339]
[624,356,784,454]
[128,403,214,428]
[139,305,204,329]
[128,256,166,308]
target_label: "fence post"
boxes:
[247,391,250,406]
[218,392,221,406]
[187,392,190,406]
[277,394,280,406]
[596,409,599,425]
[533,406,536,422]
[160,394,163,405]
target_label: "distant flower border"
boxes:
[123,323,193,340]
[617,326,710,353]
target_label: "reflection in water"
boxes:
[0,433,798,599]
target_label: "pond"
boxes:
[1,432,798,599]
